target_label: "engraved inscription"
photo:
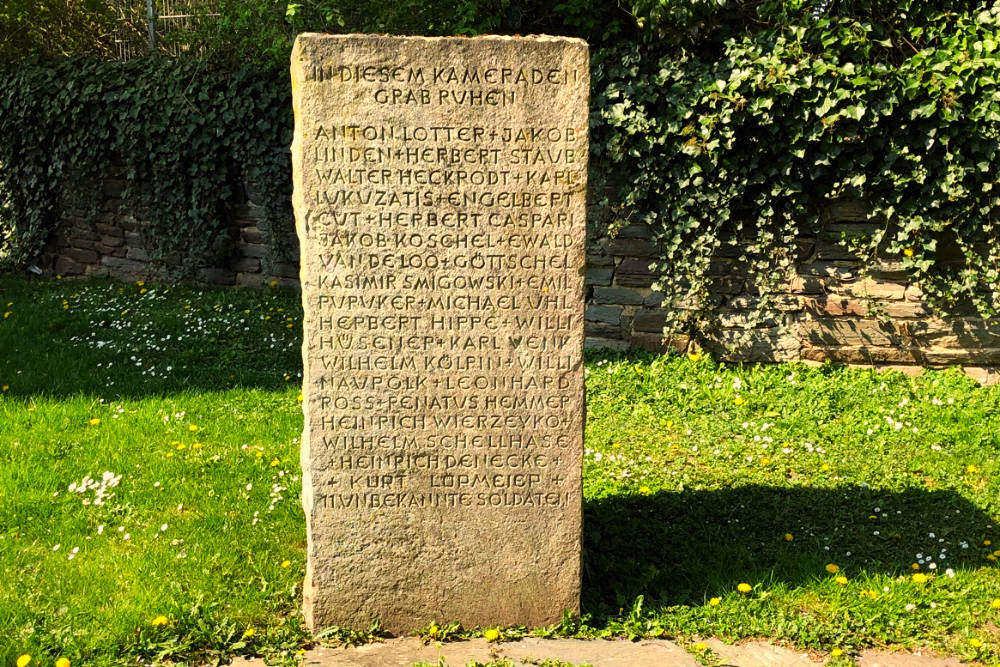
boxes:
[293,33,588,633]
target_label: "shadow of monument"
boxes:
[582,485,995,617]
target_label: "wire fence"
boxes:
[110,0,219,59]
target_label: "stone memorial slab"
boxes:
[291,34,588,633]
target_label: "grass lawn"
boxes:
[1,275,999,667]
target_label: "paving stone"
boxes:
[703,638,821,666]
[855,648,965,666]
[224,638,970,667]
[227,637,700,667]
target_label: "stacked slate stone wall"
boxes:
[586,198,1000,381]
[37,177,1000,379]
[43,172,299,290]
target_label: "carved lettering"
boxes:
[293,34,588,632]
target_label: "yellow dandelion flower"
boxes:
[912,573,928,583]
[255,451,263,458]
[55,274,61,279]
[297,393,304,402]
[428,624,439,637]
[835,576,848,585]
[2,385,8,391]
[188,425,198,432]
[820,463,831,471]
[784,533,794,541]
[737,583,752,593]
[984,539,992,546]
[88,418,100,425]
[991,598,1000,609]
[687,352,701,362]
[4,311,9,318]
[831,648,843,657]
[17,655,31,667]
[638,485,652,495]
[243,627,255,638]
[56,659,70,667]
[165,453,173,458]
[270,458,280,467]
[151,615,168,626]
[484,628,501,642]
[137,280,144,286]
[993,550,1000,557]
[969,638,983,648]
[269,280,278,287]
[967,465,979,473]
[912,563,921,570]
[734,396,745,406]
[694,642,707,651]
[192,442,202,449]
[139,288,147,294]
[708,597,721,606]
[903,248,914,258]
[281,560,291,568]
[825,563,839,573]
[176,443,186,450]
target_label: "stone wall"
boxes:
[42,176,300,290]
[38,180,1000,379]
[586,199,1000,381]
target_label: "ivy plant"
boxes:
[592,2,1000,339]
[0,58,293,276]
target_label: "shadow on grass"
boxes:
[582,485,996,616]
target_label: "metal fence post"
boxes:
[146,0,157,52]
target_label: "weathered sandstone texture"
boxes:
[291,34,589,632]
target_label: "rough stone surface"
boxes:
[585,336,629,352]
[855,649,966,666]
[703,639,819,666]
[585,304,622,325]
[224,638,971,667]
[231,638,699,667]
[584,267,613,286]
[593,286,644,306]
[292,34,588,633]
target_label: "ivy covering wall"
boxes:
[592,1,1000,336]
[0,59,293,276]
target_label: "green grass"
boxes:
[2,275,1000,666]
